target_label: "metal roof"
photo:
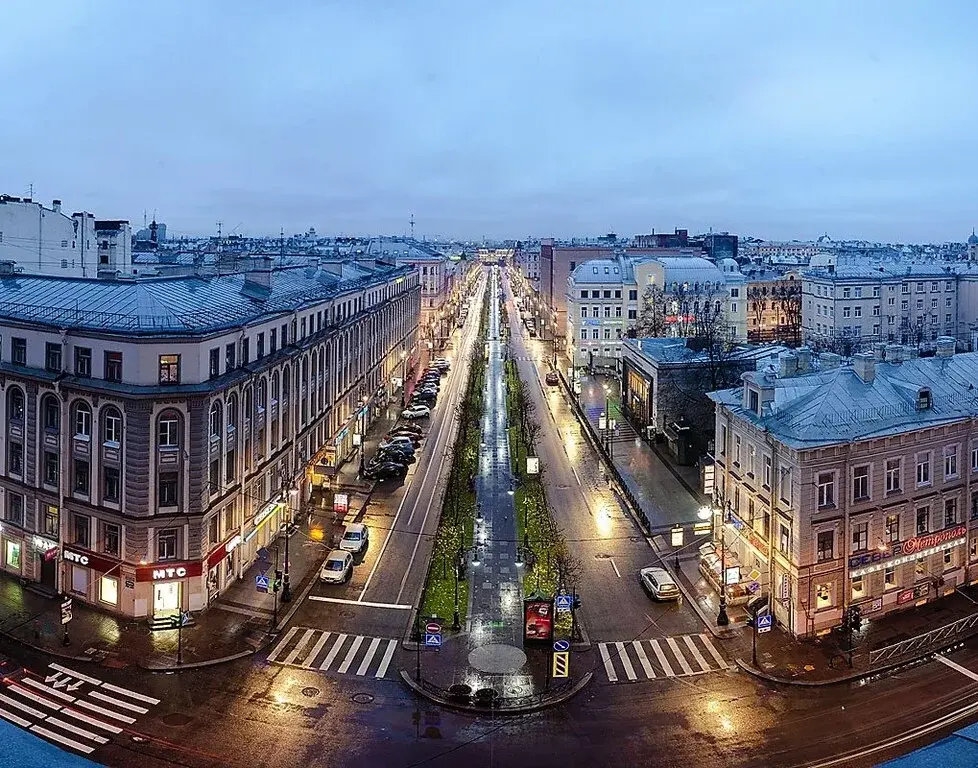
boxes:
[0,261,410,335]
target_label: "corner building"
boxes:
[0,257,419,621]
[709,345,978,638]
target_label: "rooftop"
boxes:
[625,337,787,366]
[710,351,978,449]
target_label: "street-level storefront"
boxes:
[699,510,770,609]
[1,527,25,579]
[205,532,243,604]
[61,546,127,613]
[135,560,204,616]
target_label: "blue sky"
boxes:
[1,1,976,242]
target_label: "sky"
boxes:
[1,1,977,243]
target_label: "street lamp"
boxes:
[358,394,369,476]
[714,505,729,626]
[603,384,612,458]
[399,350,407,408]
[281,478,299,603]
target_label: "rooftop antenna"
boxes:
[280,227,285,265]
[410,213,415,240]
[27,183,33,199]
[216,221,223,253]
[143,209,147,228]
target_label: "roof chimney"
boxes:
[818,352,842,370]
[778,353,798,378]
[795,347,812,373]
[936,336,956,358]
[242,256,273,294]
[52,199,62,214]
[852,353,876,384]
[884,344,903,364]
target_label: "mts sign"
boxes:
[152,567,187,580]
[63,550,89,566]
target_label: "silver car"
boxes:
[320,550,354,584]
[338,523,369,554]
[640,566,681,601]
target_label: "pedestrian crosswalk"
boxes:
[267,626,398,679]
[597,634,729,683]
[0,662,160,755]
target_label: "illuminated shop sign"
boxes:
[849,525,967,577]
[135,561,203,582]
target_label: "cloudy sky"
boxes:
[1,1,976,242]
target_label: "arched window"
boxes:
[73,401,92,438]
[256,379,267,413]
[209,401,222,439]
[102,406,123,445]
[7,387,25,422]
[41,393,60,431]
[271,370,280,405]
[226,393,238,433]
[282,365,291,403]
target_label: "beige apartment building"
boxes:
[708,344,978,638]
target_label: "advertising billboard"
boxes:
[524,598,553,642]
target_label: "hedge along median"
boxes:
[504,354,579,638]
[416,280,491,628]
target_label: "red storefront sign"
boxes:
[62,547,121,574]
[899,525,967,556]
[205,534,242,569]
[135,561,204,582]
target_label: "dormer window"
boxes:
[917,387,932,411]
[748,388,760,414]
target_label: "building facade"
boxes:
[746,269,802,345]
[708,344,978,638]
[0,257,419,621]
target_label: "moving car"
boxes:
[402,404,431,419]
[639,567,681,601]
[320,550,354,583]
[338,523,369,554]
[545,371,560,386]
[363,460,408,480]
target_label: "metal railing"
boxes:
[869,611,978,666]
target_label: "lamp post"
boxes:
[281,478,298,603]
[358,394,368,477]
[400,350,408,408]
[713,505,729,626]
[603,385,612,458]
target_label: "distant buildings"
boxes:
[745,268,802,346]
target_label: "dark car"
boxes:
[411,391,437,404]
[378,448,415,465]
[545,371,559,386]
[363,461,408,481]
[391,424,423,437]
[388,430,422,445]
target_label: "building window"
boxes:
[945,548,954,570]
[11,337,26,366]
[815,583,833,610]
[8,442,24,475]
[42,395,60,430]
[45,342,62,372]
[816,530,834,562]
[44,505,59,537]
[915,558,926,578]
[103,409,122,444]
[591,306,599,318]
[74,402,92,438]
[208,515,219,546]
[884,566,896,588]
[103,523,120,556]
[270,328,277,353]
[225,343,236,370]
[103,467,121,502]
[851,521,868,553]
[209,348,220,379]
[886,514,900,543]
[241,338,250,365]
[74,459,90,495]
[945,447,958,479]
[42,451,58,485]
[779,524,790,555]
[629,289,637,300]
[780,467,792,504]
[104,351,123,382]
[852,465,869,501]
[580,329,587,340]
[885,458,901,493]
[157,528,178,561]
[734,435,742,465]
[851,575,865,601]
[916,452,931,486]
[209,459,220,495]
[580,307,587,318]
[158,418,180,449]
[74,347,92,377]
[718,424,727,456]
[816,472,835,508]
[73,514,90,547]
[257,333,265,358]
[916,506,930,535]
[5,493,24,528]
[945,498,959,527]
[99,576,119,606]
[158,473,179,507]
[603,306,611,318]
[159,354,181,384]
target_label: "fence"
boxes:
[869,611,978,666]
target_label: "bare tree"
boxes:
[773,280,802,347]
[634,284,667,337]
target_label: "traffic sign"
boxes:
[255,574,269,592]
[61,610,72,625]
[552,651,569,678]
[555,594,573,613]
[553,639,570,652]
[424,632,441,647]
[757,614,773,634]
[60,597,72,625]
[425,621,441,634]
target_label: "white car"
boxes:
[339,523,369,554]
[401,404,431,419]
[432,358,451,370]
[320,550,354,584]
[639,566,681,601]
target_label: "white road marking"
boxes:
[283,629,316,666]
[267,626,299,663]
[48,664,101,687]
[615,642,637,680]
[99,682,160,706]
[375,639,397,679]
[74,699,136,724]
[45,716,108,744]
[599,642,618,682]
[356,637,382,676]
[30,724,95,754]
[936,654,978,681]
[8,684,61,711]
[0,693,46,719]
[649,639,675,677]
[21,678,75,703]
[338,635,365,674]
[89,690,149,714]
[699,634,729,670]
[308,596,412,609]
[60,708,123,734]
[633,641,656,679]
[684,635,711,673]
[319,633,348,671]
[0,707,31,728]
[609,558,621,578]
[302,632,332,669]
[667,637,694,675]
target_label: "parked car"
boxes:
[545,371,560,386]
[416,386,439,398]
[392,423,423,436]
[386,431,421,446]
[319,550,354,584]
[639,567,681,601]
[338,523,369,554]
[432,358,451,370]
[402,404,431,419]
[411,391,437,404]
[425,367,446,377]
[380,435,417,451]
[363,460,409,480]
[420,375,441,386]
[378,447,415,464]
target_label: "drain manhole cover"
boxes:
[351,693,375,704]
[162,713,192,727]
[338,610,356,619]
[301,687,320,698]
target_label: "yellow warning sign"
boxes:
[552,651,569,678]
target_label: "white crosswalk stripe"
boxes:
[597,634,730,683]
[0,663,160,754]
[268,626,399,678]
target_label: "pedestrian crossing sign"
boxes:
[552,650,569,678]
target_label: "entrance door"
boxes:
[153,582,180,615]
[38,555,56,590]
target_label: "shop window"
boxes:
[99,576,119,606]
[884,566,896,589]
[915,558,926,578]
[71,565,89,595]
[5,541,21,570]
[851,575,865,601]
[815,583,832,610]
[944,549,954,570]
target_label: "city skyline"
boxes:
[2,1,977,242]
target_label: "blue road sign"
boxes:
[255,574,269,592]
[553,639,570,652]
[555,594,573,613]
[424,632,442,647]
[757,614,773,634]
